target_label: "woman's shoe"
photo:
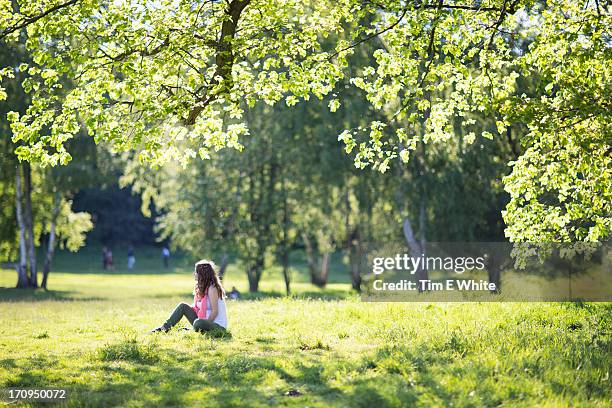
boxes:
[149,326,169,333]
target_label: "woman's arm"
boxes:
[207,286,219,322]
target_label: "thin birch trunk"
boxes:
[281,177,291,295]
[23,162,37,288]
[42,191,61,289]
[14,165,28,288]
[403,217,428,290]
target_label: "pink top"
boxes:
[191,293,207,319]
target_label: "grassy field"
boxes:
[0,247,610,407]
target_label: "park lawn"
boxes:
[0,250,610,407]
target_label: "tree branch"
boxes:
[0,0,80,39]
[423,3,500,12]
[364,1,502,13]
[486,0,521,50]
[330,1,503,60]
[329,7,408,60]
[100,35,170,63]
[184,0,250,125]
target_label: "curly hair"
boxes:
[194,260,225,299]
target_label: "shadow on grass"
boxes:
[13,339,581,406]
[354,345,452,405]
[0,358,16,369]
[73,349,342,406]
[0,287,106,302]
[3,355,62,388]
[2,344,349,406]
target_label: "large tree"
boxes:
[1,0,609,247]
[0,36,93,288]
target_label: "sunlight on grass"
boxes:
[0,251,610,406]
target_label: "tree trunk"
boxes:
[246,257,263,292]
[418,198,426,255]
[218,253,229,280]
[23,162,37,288]
[303,233,318,285]
[42,192,61,289]
[14,165,28,288]
[349,256,361,291]
[344,188,362,291]
[303,234,328,288]
[320,252,330,286]
[485,247,503,293]
[247,265,260,292]
[247,271,259,292]
[281,183,291,295]
[349,229,362,292]
[282,249,290,295]
[416,197,428,284]
[487,266,501,294]
[403,217,428,291]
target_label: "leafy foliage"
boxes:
[1,0,609,245]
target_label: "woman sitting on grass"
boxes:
[151,260,228,334]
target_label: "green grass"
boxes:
[0,248,610,407]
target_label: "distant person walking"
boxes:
[162,246,170,268]
[105,248,114,271]
[127,246,136,270]
[102,246,109,270]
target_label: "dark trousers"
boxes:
[163,303,224,332]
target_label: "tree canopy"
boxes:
[1,0,610,245]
